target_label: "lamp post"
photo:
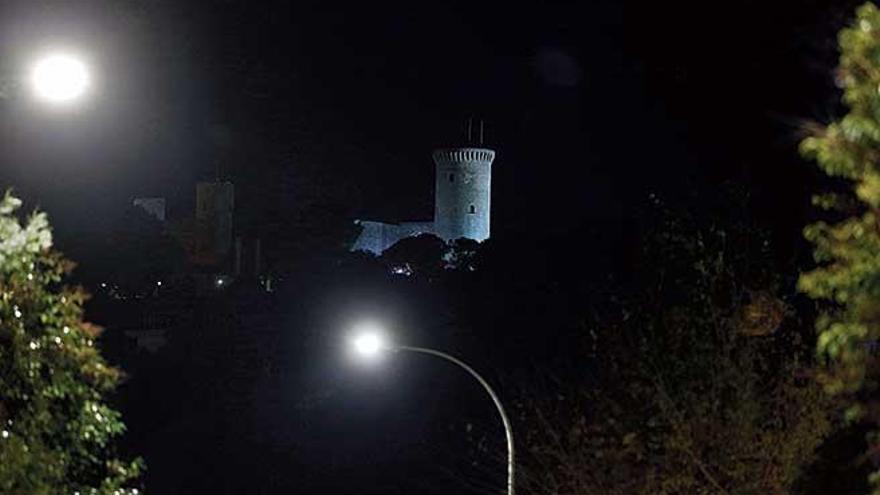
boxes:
[351,331,515,495]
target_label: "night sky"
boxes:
[0,0,862,252]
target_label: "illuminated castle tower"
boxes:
[351,123,497,254]
[432,147,495,242]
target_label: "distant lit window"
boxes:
[468,204,476,214]
[448,173,455,183]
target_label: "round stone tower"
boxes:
[432,147,495,242]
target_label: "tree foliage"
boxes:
[0,192,142,495]
[798,4,880,490]
[381,233,447,278]
[518,206,834,494]
[800,2,880,397]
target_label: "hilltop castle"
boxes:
[352,146,496,254]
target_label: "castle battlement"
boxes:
[432,148,496,164]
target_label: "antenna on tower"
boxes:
[479,119,484,145]
[467,117,473,143]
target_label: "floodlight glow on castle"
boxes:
[30,54,90,103]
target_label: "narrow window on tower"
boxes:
[448,173,455,183]
[469,204,476,214]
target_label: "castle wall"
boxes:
[351,220,435,254]
[133,197,166,222]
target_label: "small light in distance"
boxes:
[156,281,162,287]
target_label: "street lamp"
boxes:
[30,53,90,104]
[0,52,91,106]
[349,329,515,495]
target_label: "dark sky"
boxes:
[0,0,864,249]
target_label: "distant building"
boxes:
[234,236,263,278]
[133,197,166,222]
[352,147,495,254]
[196,181,235,262]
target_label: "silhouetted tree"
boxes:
[446,237,480,271]
[381,234,447,279]
[516,205,835,494]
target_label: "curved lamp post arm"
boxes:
[395,345,515,495]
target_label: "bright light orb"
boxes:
[352,332,385,358]
[30,54,90,103]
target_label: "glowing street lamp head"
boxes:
[348,320,394,362]
[352,332,384,358]
[30,53,90,104]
